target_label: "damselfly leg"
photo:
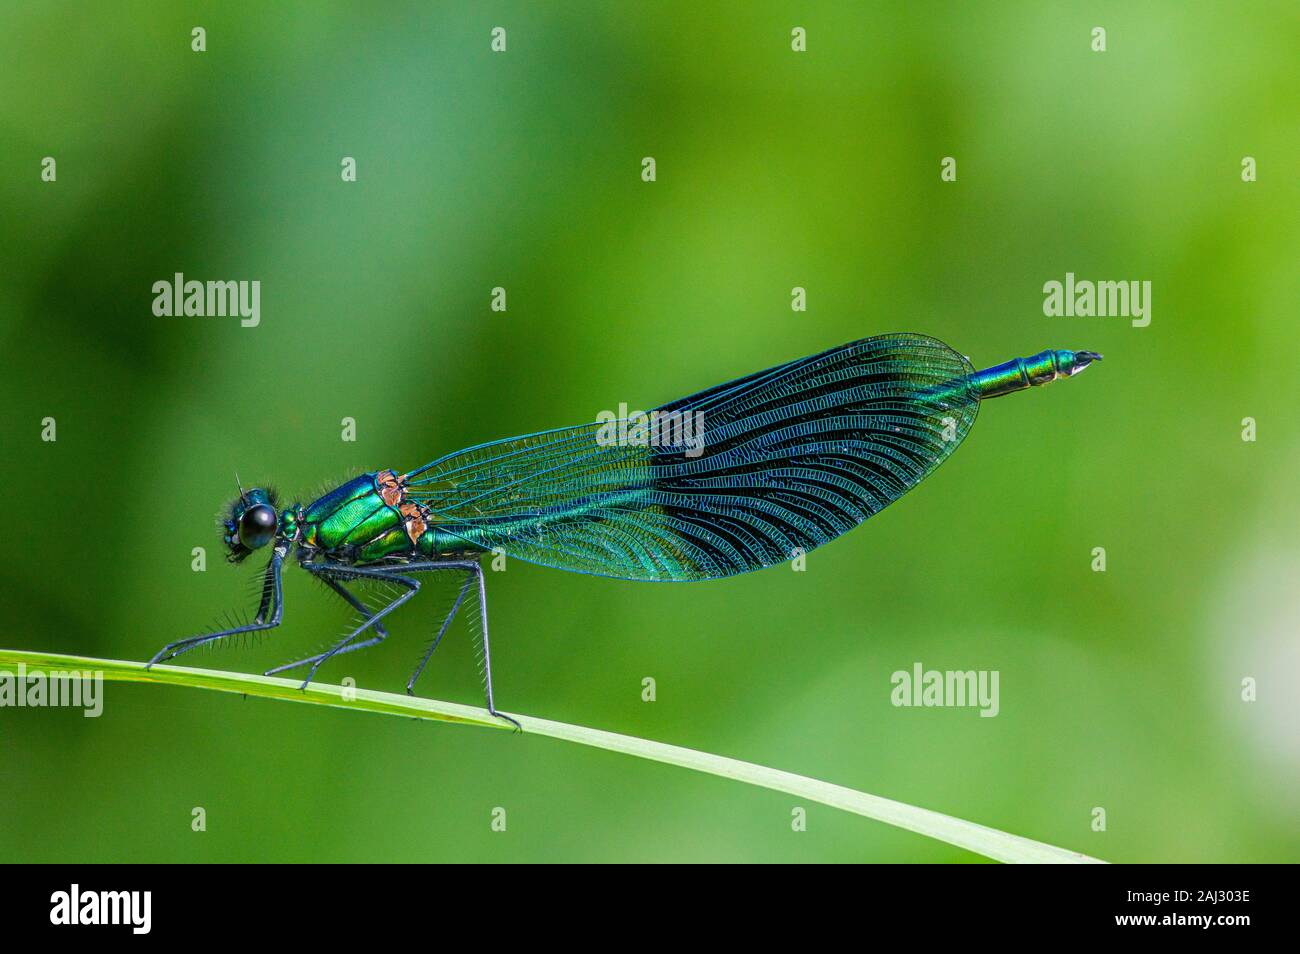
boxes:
[264,564,409,673]
[262,559,517,730]
[145,547,286,667]
[319,574,390,640]
[406,565,476,695]
[258,566,390,681]
[392,561,517,731]
[268,566,408,677]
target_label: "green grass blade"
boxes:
[0,648,1104,864]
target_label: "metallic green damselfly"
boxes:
[147,334,1101,728]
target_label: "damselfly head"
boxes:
[222,486,280,563]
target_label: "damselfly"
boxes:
[147,334,1101,729]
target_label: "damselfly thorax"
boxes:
[148,335,1102,730]
[287,471,467,566]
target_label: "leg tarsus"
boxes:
[490,710,523,733]
[262,631,386,676]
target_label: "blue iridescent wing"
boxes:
[405,334,980,581]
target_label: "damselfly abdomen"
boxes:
[147,334,1101,729]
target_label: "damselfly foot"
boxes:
[491,711,523,732]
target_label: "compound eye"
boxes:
[238,504,277,549]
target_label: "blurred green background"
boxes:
[1,1,1297,862]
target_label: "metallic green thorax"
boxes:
[969,349,1102,400]
[300,475,397,553]
[294,473,466,563]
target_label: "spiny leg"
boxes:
[392,560,519,732]
[264,566,394,675]
[253,560,276,624]
[278,564,424,689]
[321,574,390,640]
[297,575,418,689]
[146,549,285,667]
[468,563,519,731]
[406,569,476,694]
